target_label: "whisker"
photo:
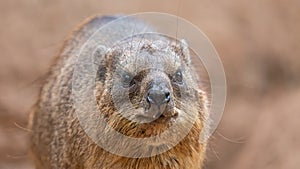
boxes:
[129,22,137,57]
[216,131,245,144]
[210,144,221,160]
[6,153,29,159]
[175,0,182,47]
[14,122,32,133]
[137,33,146,53]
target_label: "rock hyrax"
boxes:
[29,15,209,169]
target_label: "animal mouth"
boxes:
[131,109,179,138]
[134,108,178,124]
[146,104,166,118]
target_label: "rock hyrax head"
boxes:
[95,34,204,137]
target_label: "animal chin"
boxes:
[134,108,178,125]
[111,107,179,138]
[146,105,164,119]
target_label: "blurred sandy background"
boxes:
[0,0,299,168]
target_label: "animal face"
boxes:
[95,35,203,137]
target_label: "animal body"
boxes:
[29,15,209,169]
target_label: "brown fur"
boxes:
[29,15,209,169]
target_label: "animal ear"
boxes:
[93,45,107,63]
[94,45,120,83]
[93,45,107,82]
[171,39,191,66]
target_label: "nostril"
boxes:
[146,88,171,105]
[146,95,154,104]
[164,92,171,103]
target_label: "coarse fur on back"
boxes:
[29,15,209,169]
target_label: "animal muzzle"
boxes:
[145,83,171,119]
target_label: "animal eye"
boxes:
[173,70,183,83]
[122,73,135,88]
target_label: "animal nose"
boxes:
[146,87,171,106]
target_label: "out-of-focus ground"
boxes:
[0,0,299,168]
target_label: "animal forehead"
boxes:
[119,50,182,73]
[111,36,184,73]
